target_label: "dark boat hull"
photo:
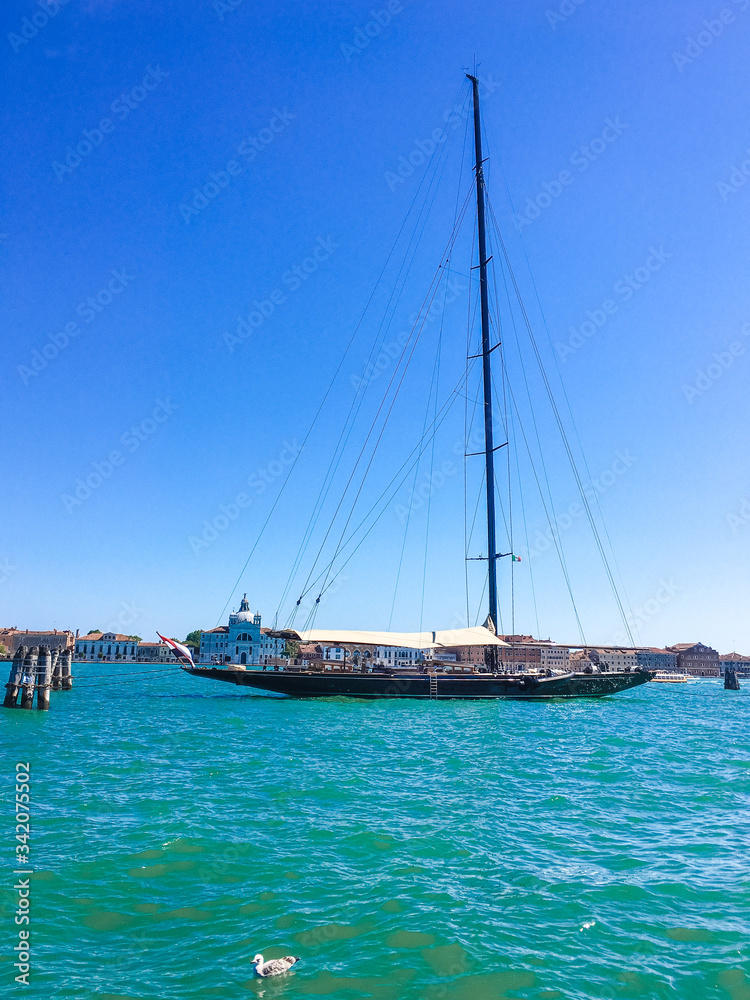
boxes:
[187,666,652,700]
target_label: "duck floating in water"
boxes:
[252,954,301,977]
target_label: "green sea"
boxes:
[2,668,749,999]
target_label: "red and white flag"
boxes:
[157,633,195,669]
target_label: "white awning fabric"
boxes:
[290,626,508,650]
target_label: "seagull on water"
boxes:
[252,954,301,977]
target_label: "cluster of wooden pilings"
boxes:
[3,645,73,711]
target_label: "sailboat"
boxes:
[188,75,652,700]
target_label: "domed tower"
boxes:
[227,595,263,666]
[229,594,255,626]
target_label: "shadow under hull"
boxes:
[187,666,652,700]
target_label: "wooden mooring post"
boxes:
[725,667,741,691]
[3,643,73,709]
[36,645,52,711]
[51,648,62,691]
[19,646,39,709]
[61,648,73,690]
[3,645,26,708]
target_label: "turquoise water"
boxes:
[2,669,749,999]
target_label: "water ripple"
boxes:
[3,669,748,998]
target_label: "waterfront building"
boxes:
[667,642,720,677]
[539,643,569,670]
[570,649,598,671]
[498,635,542,669]
[75,632,139,660]
[198,595,286,665]
[1,628,74,655]
[718,652,750,677]
[374,645,423,667]
[298,643,323,665]
[589,648,638,671]
[495,635,569,671]
[136,641,173,662]
[322,645,347,662]
[75,632,173,662]
[291,643,420,668]
[635,647,679,671]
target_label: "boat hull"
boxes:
[187,666,652,700]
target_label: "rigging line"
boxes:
[490,220,581,637]
[390,202,462,632]
[419,290,444,634]
[489,153,640,640]
[466,465,486,557]
[364,116,468,382]
[494,469,515,634]
[304,368,476,605]
[415,134,465,633]
[504,369,586,645]
[298,209,472,619]
[277,157,472,623]
[457,88,474,628]
[463,213,484,617]
[486,387,512,547]
[388,314,446,631]
[388,470,417,631]
[295,183,474,599]
[492,467,511,551]
[483,189,629,635]
[486,371,513,550]
[488,203,633,644]
[497,285,584,637]
[217,159,455,628]
[463,209,474,627]
[463,256,478,624]
[474,570,490,629]
[513,419,541,638]
[486,232,514,635]
[296,367,475,605]
[356,100,470,386]
[292,263,448,614]
[308,297,458,623]
[463,245,482,444]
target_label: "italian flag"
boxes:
[157,633,195,669]
[512,555,522,562]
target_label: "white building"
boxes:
[74,632,172,662]
[538,643,569,670]
[374,646,424,667]
[591,648,638,671]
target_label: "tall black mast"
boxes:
[467,74,499,633]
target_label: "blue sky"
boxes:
[2,0,749,652]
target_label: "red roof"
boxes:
[78,632,135,642]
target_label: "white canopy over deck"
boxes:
[277,626,509,650]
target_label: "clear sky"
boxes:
[2,0,749,652]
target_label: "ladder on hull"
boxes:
[428,670,438,700]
